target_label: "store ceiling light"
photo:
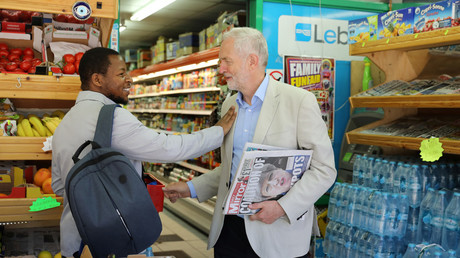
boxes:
[130,0,176,21]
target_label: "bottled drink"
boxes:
[402,243,418,258]
[368,190,382,233]
[347,186,360,226]
[429,164,440,190]
[335,183,346,224]
[328,182,342,221]
[430,190,448,245]
[446,163,456,190]
[356,187,370,229]
[373,235,395,258]
[353,155,362,185]
[386,193,399,237]
[438,164,449,190]
[407,164,423,208]
[376,159,388,190]
[359,156,368,186]
[340,184,352,224]
[358,230,371,258]
[384,160,397,193]
[399,164,411,196]
[343,225,355,258]
[395,194,409,237]
[374,192,389,236]
[420,164,430,197]
[365,157,375,188]
[393,161,405,193]
[372,158,383,189]
[405,207,420,245]
[441,192,460,252]
[362,57,373,91]
[417,188,436,243]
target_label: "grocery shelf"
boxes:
[0,137,51,160]
[0,73,80,100]
[0,0,118,18]
[129,108,215,116]
[129,87,221,99]
[0,197,63,226]
[129,47,220,79]
[346,129,460,155]
[349,26,460,55]
[176,161,211,174]
[350,94,460,108]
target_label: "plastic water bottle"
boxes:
[335,183,346,224]
[442,192,460,252]
[357,230,370,258]
[420,164,431,197]
[343,225,355,258]
[385,193,399,237]
[353,155,362,185]
[402,243,418,258]
[328,182,342,221]
[365,157,375,188]
[430,190,448,245]
[429,164,440,190]
[368,190,382,233]
[438,164,449,190]
[405,207,420,245]
[359,156,368,186]
[395,194,409,237]
[407,164,423,208]
[399,164,411,196]
[384,160,397,193]
[372,158,383,189]
[393,161,405,193]
[347,186,360,226]
[339,185,351,224]
[373,235,395,258]
[375,159,388,190]
[417,188,436,243]
[374,192,389,236]
[353,186,364,227]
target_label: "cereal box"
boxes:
[348,15,378,44]
[414,0,453,33]
[453,0,460,27]
[378,7,414,39]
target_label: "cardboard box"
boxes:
[137,49,151,68]
[414,0,453,33]
[166,41,179,60]
[125,49,137,63]
[199,29,206,51]
[348,15,378,44]
[179,32,199,48]
[143,175,164,212]
[378,7,414,39]
[453,0,460,26]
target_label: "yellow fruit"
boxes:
[27,114,40,120]
[42,113,50,118]
[54,252,61,258]
[38,251,52,258]
[51,110,65,119]
[44,126,53,137]
[17,123,25,136]
[29,116,47,136]
[21,119,34,137]
[32,128,41,137]
[42,117,57,134]
[17,114,24,124]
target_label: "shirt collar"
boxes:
[236,74,269,106]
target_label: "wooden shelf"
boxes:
[176,161,211,174]
[350,26,460,56]
[350,94,460,108]
[346,129,460,155]
[129,108,215,116]
[0,73,80,100]
[129,87,221,99]
[0,137,51,160]
[129,48,220,79]
[0,197,63,224]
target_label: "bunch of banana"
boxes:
[42,116,62,134]
[51,110,66,119]
[17,115,48,137]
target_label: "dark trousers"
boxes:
[214,215,310,258]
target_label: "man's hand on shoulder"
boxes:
[215,106,237,135]
[248,200,286,224]
[163,182,191,203]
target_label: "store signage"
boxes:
[278,15,361,61]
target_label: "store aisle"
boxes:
[152,209,214,258]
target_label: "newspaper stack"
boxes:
[223,143,313,215]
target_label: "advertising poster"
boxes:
[284,57,335,139]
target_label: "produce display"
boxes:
[0,43,42,73]
[16,110,65,137]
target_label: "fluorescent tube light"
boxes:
[119,25,127,32]
[130,0,176,21]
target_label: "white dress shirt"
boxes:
[52,91,224,256]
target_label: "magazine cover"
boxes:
[224,145,313,215]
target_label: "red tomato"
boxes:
[75,52,84,62]
[28,66,36,74]
[5,63,18,71]
[0,50,9,58]
[10,48,23,56]
[63,63,76,74]
[54,14,67,23]
[0,58,8,65]
[31,58,42,66]
[67,16,79,24]
[7,54,20,62]
[0,43,8,51]
[19,60,32,72]
[85,17,95,24]
[23,55,34,61]
[75,60,80,74]
[63,54,75,64]
[51,67,62,74]
[23,48,34,56]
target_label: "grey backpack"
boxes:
[65,104,162,257]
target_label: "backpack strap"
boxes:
[93,104,118,148]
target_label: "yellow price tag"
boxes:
[419,138,444,162]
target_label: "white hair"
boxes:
[222,27,268,68]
